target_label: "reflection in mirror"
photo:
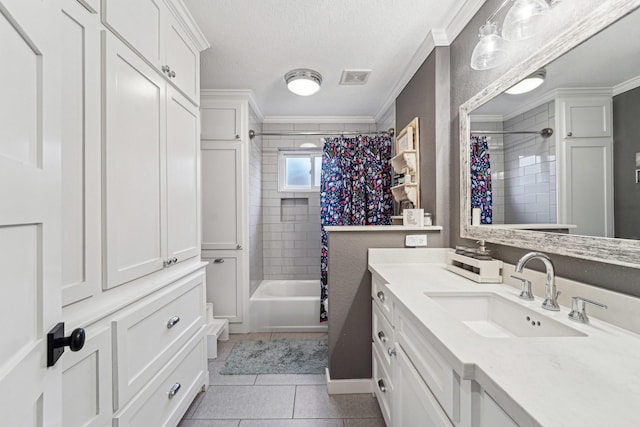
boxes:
[469,6,640,240]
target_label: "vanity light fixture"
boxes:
[502,0,551,41]
[470,21,508,70]
[470,0,559,70]
[284,69,322,96]
[505,68,546,94]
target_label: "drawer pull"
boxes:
[168,382,181,399]
[387,347,397,357]
[377,331,387,343]
[377,379,387,393]
[214,258,225,264]
[376,291,385,302]
[166,316,181,329]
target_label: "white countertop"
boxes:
[368,248,640,427]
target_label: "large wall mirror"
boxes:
[460,1,640,268]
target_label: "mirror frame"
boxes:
[460,0,640,269]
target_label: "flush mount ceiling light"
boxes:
[470,21,508,70]
[505,68,546,94]
[284,69,322,96]
[502,0,550,41]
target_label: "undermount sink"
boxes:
[424,292,586,338]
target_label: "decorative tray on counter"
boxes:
[445,250,503,283]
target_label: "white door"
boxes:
[558,138,615,237]
[0,0,63,424]
[60,0,102,306]
[103,32,166,289]
[201,141,243,250]
[165,16,199,103]
[166,87,200,263]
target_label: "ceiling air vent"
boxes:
[339,69,371,85]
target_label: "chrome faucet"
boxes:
[514,252,560,311]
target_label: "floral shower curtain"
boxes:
[470,135,492,224]
[319,135,393,322]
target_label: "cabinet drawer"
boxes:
[113,330,207,427]
[397,310,458,422]
[112,272,206,409]
[372,302,395,372]
[372,273,393,323]
[373,346,393,426]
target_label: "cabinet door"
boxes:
[102,0,164,68]
[201,141,243,250]
[558,138,614,237]
[167,87,200,264]
[0,0,63,423]
[394,347,453,427]
[201,101,243,141]
[561,97,612,138]
[103,33,166,289]
[165,16,199,104]
[481,392,519,427]
[61,327,112,427]
[203,254,243,323]
[60,0,102,306]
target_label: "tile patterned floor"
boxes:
[179,333,385,427]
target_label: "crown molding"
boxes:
[263,116,376,124]
[445,0,487,42]
[613,75,640,96]
[374,29,445,122]
[163,0,210,52]
[200,89,265,121]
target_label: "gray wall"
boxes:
[613,86,640,240]
[395,47,451,240]
[450,0,640,298]
[327,230,445,380]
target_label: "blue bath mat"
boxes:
[220,338,328,375]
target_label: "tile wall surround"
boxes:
[503,101,556,224]
[472,101,556,225]
[249,107,264,296]
[261,122,377,281]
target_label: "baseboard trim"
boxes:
[325,368,373,395]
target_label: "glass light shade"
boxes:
[505,68,546,94]
[502,0,550,41]
[470,22,508,70]
[285,69,322,96]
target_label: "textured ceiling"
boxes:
[183,0,474,118]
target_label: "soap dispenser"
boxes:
[474,240,492,260]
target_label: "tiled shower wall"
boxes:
[262,122,377,280]
[503,101,557,224]
[471,121,505,224]
[249,106,263,295]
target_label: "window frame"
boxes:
[278,149,323,192]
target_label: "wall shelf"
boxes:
[391,150,417,175]
[391,183,418,206]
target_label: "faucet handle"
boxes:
[568,296,607,323]
[511,275,534,300]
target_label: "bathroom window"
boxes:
[278,150,322,192]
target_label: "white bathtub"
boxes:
[249,280,328,332]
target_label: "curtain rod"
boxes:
[248,128,395,139]
[471,128,554,138]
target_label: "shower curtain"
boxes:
[319,135,393,322]
[470,135,492,224]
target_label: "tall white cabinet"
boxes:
[200,94,251,332]
[0,0,210,425]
